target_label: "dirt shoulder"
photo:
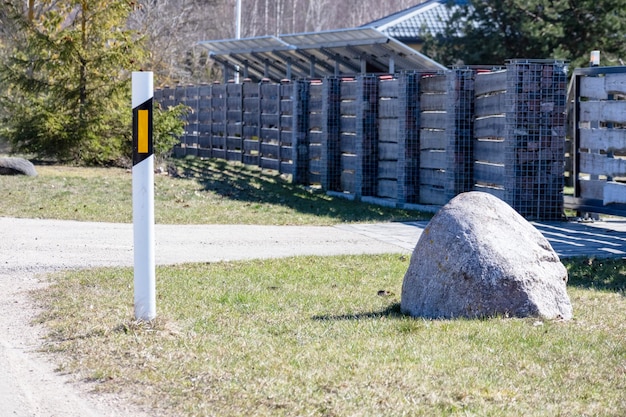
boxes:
[0,271,152,417]
[0,217,407,417]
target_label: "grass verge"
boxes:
[34,255,626,417]
[0,157,428,225]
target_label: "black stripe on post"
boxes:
[132,98,154,166]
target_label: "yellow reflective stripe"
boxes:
[138,109,149,154]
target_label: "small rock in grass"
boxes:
[0,157,38,176]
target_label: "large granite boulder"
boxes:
[0,157,37,176]
[401,191,572,320]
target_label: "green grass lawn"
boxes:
[3,156,625,416]
[0,157,427,225]
[35,255,626,417]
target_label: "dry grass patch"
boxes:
[34,255,626,417]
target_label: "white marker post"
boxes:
[590,50,600,67]
[132,71,156,321]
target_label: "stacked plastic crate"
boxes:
[504,60,567,220]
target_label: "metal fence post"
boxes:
[321,77,341,191]
[292,80,310,185]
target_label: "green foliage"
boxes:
[566,256,626,292]
[0,0,146,165]
[153,103,189,162]
[423,0,626,70]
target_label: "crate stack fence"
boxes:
[505,59,567,220]
[446,68,476,201]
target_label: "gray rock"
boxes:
[401,191,572,320]
[0,157,38,176]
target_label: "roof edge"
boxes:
[374,0,445,32]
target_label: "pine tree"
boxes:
[422,0,626,69]
[0,0,147,164]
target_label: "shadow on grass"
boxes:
[172,156,430,223]
[312,258,626,323]
[563,257,626,294]
[312,303,404,321]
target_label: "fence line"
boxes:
[565,66,626,217]
[156,60,572,220]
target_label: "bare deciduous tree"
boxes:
[130,0,427,84]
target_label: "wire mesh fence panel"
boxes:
[505,60,567,220]
[321,77,341,191]
[210,84,227,159]
[356,75,379,198]
[174,84,185,103]
[337,78,357,194]
[182,85,199,155]
[225,83,243,162]
[259,81,282,171]
[419,73,448,205]
[307,81,324,186]
[377,76,401,201]
[397,72,421,205]
[278,81,294,176]
[197,84,212,158]
[158,86,176,109]
[242,82,260,166]
[473,69,507,199]
[292,80,310,185]
[445,69,475,201]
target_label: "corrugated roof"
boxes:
[201,36,293,55]
[195,1,480,82]
[198,27,446,82]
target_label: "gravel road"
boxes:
[0,217,412,417]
